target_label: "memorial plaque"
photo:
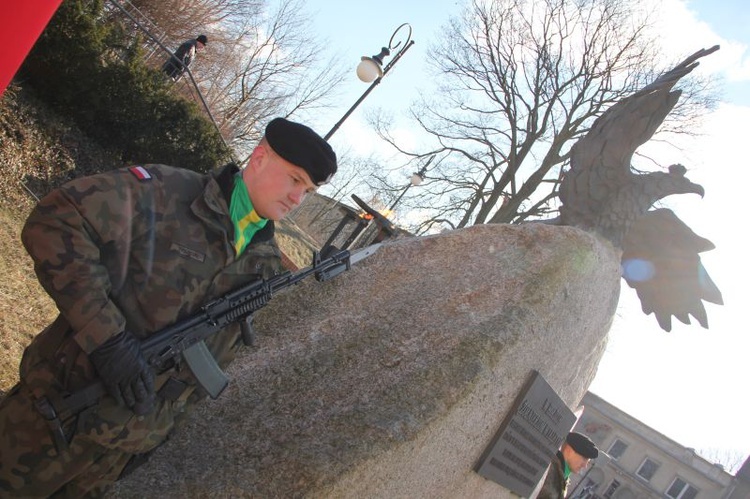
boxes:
[474,370,576,497]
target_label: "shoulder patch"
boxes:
[129,165,152,181]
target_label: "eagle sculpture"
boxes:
[558,45,723,331]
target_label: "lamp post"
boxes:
[324,23,415,140]
[388,154,435,213]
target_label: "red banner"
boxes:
[0,0,63,97]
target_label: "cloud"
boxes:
[658,0,750,84]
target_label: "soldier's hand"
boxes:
[89,330,156,416]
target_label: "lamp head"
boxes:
[356,47,390,82]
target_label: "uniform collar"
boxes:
[211,163,275,243]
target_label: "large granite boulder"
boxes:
[111,223,621,498]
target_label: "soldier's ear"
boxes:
[246,144,268,174]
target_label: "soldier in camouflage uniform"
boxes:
[538,432,599,499]
[0,118,336,497]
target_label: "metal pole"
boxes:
[324,33,415,141]
[387,154,434,212]
[388,184,413,213]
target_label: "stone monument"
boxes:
[111,223,620,498]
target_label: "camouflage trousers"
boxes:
[0,377,193,498]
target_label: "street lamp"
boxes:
[388,154,435,212]
[324,23,415,140]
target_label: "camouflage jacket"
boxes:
[537,451,567,499]
[17,163,282,452]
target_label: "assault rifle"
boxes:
[38,244,380,428]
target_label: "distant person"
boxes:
[162,34,207,81]
[538,431,599,499]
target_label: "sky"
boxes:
[301,0,750,470]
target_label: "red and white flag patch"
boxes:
[129,165,152,180]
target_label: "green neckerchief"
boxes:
[230,174,267,255]
[563,460,571,480]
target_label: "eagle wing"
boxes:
[560,46,720,240]
[621,209,723,331]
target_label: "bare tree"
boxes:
[199,0,346,156]
[369,0,715,234]
[117,0,262,44]
[696,447,748,475]
[107,0,347,158]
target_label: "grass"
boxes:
[0,85,73,394]
[0,206,57,393]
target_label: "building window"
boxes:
[603,479,620,498]
[666,477,700,499]
[571,478,597,499]
[636,457,660,481]
[607,438,628,460]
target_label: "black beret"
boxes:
[197,35,207,45]
[265,118,337,186]
[566,432,599,459]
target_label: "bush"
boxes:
[19,0,231,172]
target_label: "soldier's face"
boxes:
[244,143,316,221]
[567,452,591,474]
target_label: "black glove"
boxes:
[89,330,156,416]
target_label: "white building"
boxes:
[566,392,750,499]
